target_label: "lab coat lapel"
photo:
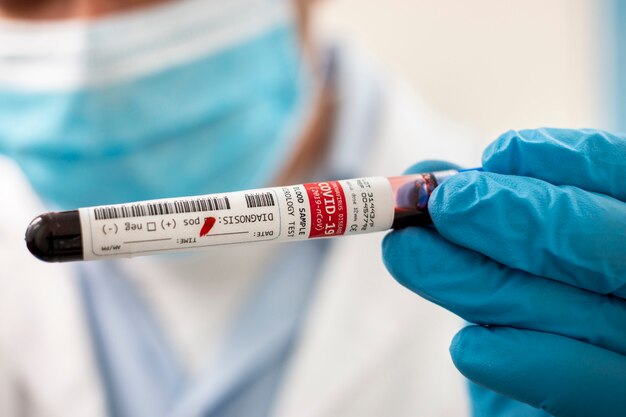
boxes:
[271,234,418,417]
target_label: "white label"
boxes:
[79,176,395,260]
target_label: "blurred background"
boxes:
[1,1,624,415]
[315,0,614,149]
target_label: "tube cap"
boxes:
[25,210,83,262]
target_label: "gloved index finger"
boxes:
[429,171,626,295]
[483,128,626,201]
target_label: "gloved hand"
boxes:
[382,128,626,417]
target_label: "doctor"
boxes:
[0,0,479,416]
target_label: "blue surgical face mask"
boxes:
[0,0,310,210]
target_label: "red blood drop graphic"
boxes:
[200,217,216,237]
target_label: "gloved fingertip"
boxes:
[382,226,459,294]
[381,228,421,288]
[429,171,479,230]
[449,325,490,380]
[481,129,522,173]
[381,230,398,268]
[402,160,462,175]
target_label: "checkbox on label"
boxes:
[147,222,157,232]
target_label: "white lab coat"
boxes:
[0,48,481,417]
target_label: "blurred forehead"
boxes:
[0,0,312,22]
[0,0,315,64]
[0,0,173,20]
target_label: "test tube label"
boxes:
[79,176,395,260]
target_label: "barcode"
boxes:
[93,196,231,220]
[245,192,275,208]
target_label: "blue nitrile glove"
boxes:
[382,128,626,417]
